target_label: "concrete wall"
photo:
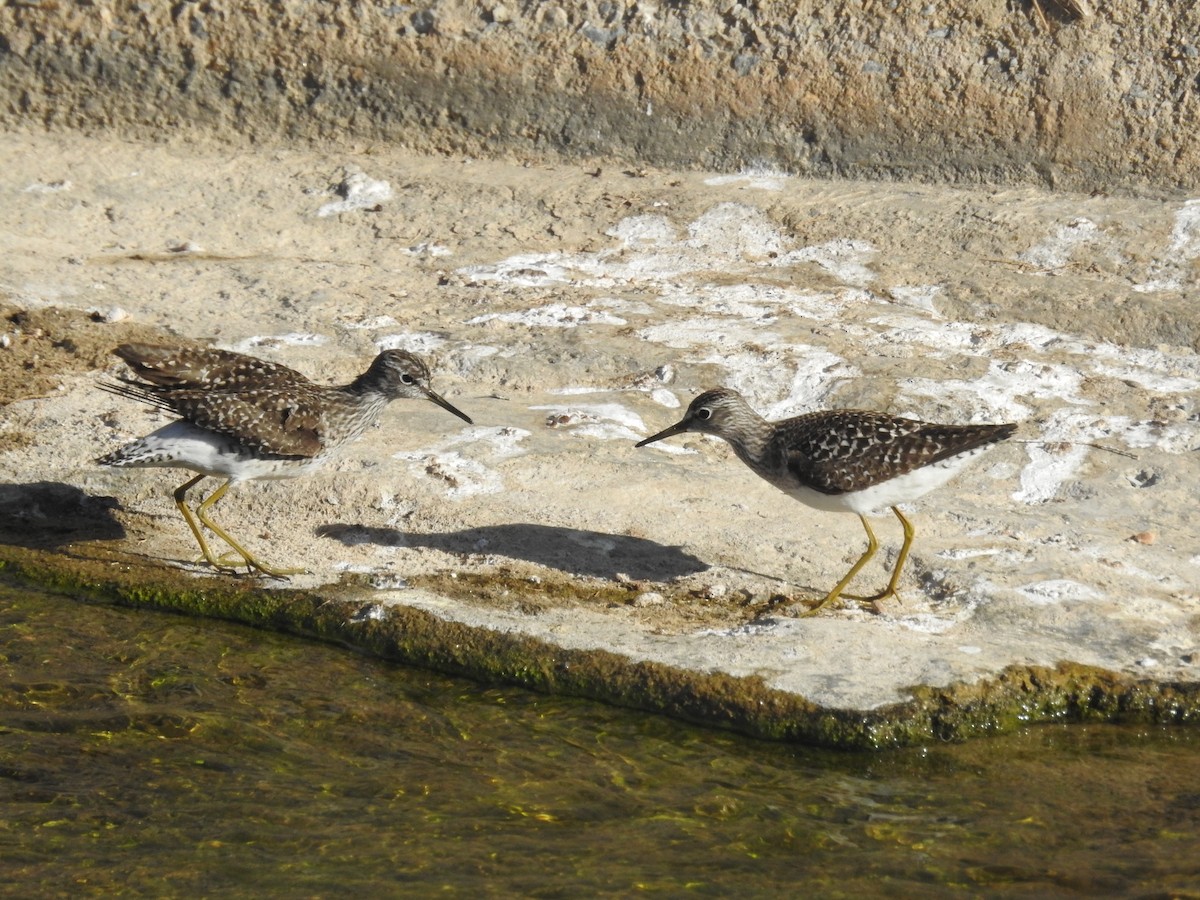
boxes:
[2,1,1197,193]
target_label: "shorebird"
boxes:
[98,343,472,577]
[636,388,1016,614]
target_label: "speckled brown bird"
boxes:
[636,388,1016,614]
[98,342,472,577]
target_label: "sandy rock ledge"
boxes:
[1,133,1198,747]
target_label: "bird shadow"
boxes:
[0,482,125,549]
[316,521,709,582]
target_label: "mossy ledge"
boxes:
[3,544,1198,750]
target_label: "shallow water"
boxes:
[2,581,1198,898]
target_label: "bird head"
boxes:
[364,350,473,423]
[635,388,753,447]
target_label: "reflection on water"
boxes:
[2,580,1198,897]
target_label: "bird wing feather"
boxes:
[99,380,326,457]
[781,411,1005,495]
[114,344,313,392]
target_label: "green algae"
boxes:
[408,568,645,613]
[3,543,1198,750]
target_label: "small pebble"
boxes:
[651,388,680,408]
[703,583,728,599]
[633,591,665,607]
[90,306,130,323]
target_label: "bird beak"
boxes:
[425,389,473,424]
[635,418,689,448]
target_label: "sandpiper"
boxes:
[98,343,472,577]
[636,388,1016,614]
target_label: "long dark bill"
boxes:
[425,389,474,424]
[634,419,690,448]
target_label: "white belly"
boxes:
[769,444,999,516]
[106,420,318,483]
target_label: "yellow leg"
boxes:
[883,506,915,601]
[194,481,305,579]
[802,514,879,616]
[173,474,237,572]
[844,507,915,606]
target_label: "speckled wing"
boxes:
[99,381,326,458]
[781,411,1013,495]
[101,343,327,456]
[113,343,313,392]
[164,386,327,457]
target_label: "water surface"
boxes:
[2,582,1198,897]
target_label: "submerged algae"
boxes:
[2,543,1198,751]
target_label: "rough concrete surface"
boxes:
[2,1,1200,193]
[1,132,1197,726]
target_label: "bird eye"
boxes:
[696,407,713,421]
[400,373,415,385]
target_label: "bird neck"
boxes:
[324,387,391,448]
[336,377,392,421]
[726,430,776,470]
[718,410,777,471]
[344,371,390,400]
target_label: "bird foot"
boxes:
[796,601,832,618]
[209,551,304,579]
[795,590,897,617]
[190,552,243,576]
[844,588,903,614]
